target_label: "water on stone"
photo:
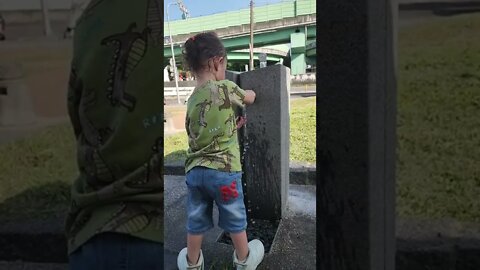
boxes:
[218,219,280,253]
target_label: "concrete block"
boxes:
[225,70,241,85]
[237,64,290,221]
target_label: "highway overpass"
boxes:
[164,0,316,75]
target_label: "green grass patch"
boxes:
[164,132,189,162]
[164,97,317,164]
[289,97,316,164]
[0,124,76,219]
[396,13,480,222]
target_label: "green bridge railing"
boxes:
[164,0,316,37]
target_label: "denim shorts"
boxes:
[69,232,164,270]
[185,166,247,234]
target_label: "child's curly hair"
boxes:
[182,32,226,73]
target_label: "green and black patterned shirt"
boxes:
[65,0,164,254]
[185,80,246,173]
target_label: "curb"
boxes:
[0,216,67,263]
[395,218,480,269]
[397,238,480,269]
[399,1,480,11]
[164,161,317,186]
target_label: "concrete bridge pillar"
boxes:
[290,32,307,75]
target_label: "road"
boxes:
[164,85,316,105]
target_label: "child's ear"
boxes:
[214,58,221,72]
[218,57,227,70]
[207,58,214,72]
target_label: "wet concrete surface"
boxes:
[164,175,317,269]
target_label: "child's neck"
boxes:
[196,72,218,87]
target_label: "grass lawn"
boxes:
[0,13,479,223]
[0,125,76,219]
[164,97,317,164]
[396,13,480,221]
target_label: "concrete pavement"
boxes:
[164,175,317,269]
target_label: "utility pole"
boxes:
[167,2,181,104]
[177,0,190,19]
[40,0,53,36]
[249,0,254,71]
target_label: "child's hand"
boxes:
[236,116,246,129]
[243,90,256,105]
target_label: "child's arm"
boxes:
[227,80,255,107]
[235,90,255,129]
[236,115,247,129]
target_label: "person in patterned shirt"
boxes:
[63,0,91,39]
[65,1,164,269]
[177,31,265,270]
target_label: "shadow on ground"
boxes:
[433,8,480,16]
[397,237,480,269]
[0,182,70,262]
[0,182,69,221]
[164,150,187,175]
[164,150,187,165]
[400,1,480,17]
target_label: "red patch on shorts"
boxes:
[220,180,239,202]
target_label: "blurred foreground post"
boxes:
[317,0,397,269]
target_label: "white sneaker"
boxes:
[177,247,204,270]
[233,239,265,270]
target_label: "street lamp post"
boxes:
[167,2,181,104]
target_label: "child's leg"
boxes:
[208,170,249,258]
[69,232,164,270]
[230,231,249,261]
[187,233,204,264]
[209,169,265,267]
[178,167,214,268]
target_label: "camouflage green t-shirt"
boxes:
[185,80,246,173]
[65,0,164,254]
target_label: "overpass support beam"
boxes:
[290,32,306,75]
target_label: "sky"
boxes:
[0,0,72,10]
[164,0,285,21]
